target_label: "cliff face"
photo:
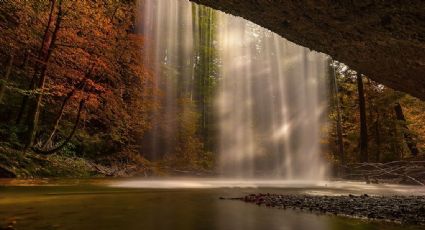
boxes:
[190,0,425,100]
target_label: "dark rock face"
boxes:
[189,0,425,100]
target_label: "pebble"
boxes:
[233,194,425,225]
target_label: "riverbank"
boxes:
[0,146,214,179]
[236,194,425,225]
[0,146,157,178]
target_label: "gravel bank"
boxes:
[230,194,425,225]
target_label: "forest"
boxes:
[0,0,424,181]
[0,0,156,177]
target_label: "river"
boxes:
[1,179,424,230]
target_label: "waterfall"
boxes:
[216,16,328,180]
[142,0,328,180]
[141,0,195,159]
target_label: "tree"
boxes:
[394,102,419,156]
[0,0,154,159]
[0,54,14,103]
[192,5,218,152]
[329,62,424,166]
[330,61,345,165]
[357,74,369,162]
[24,0,64,148]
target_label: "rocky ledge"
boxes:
[229,194,425,225]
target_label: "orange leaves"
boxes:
[1,0,155,156]
[48,84,69,97]
[85,79,106,93]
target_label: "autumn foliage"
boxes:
[0,0,154,161]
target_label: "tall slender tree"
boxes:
[25,0,63,148]
[192,5,218,151]
[0,54,14,103]
[357,74,368,162]
[394,102,419,156]
[331,62,345,165]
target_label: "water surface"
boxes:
[1,179,424,230]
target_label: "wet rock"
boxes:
[232,193,425,225]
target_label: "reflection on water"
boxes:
[0,179,424,230]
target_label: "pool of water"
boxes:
[1,179,424,230]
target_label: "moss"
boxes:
[0,146,100,178]
[0,146,161,178]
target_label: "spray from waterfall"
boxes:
[141,0,195,160]
[141,0,328,180]
[216,16,328,180]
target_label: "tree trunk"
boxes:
[15,51,32,125]
[42,79,87,148]
[42,91,74,149]
[332,64,345,165]
[390,117,404,160]
[0,54,14,103]
[25,1,63,148]
[357,74,368,162]
[40,0,57,57]
[32,98,86,155]
[374,110,381,162]
[16,0,57,125]
[394,102,419,156]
